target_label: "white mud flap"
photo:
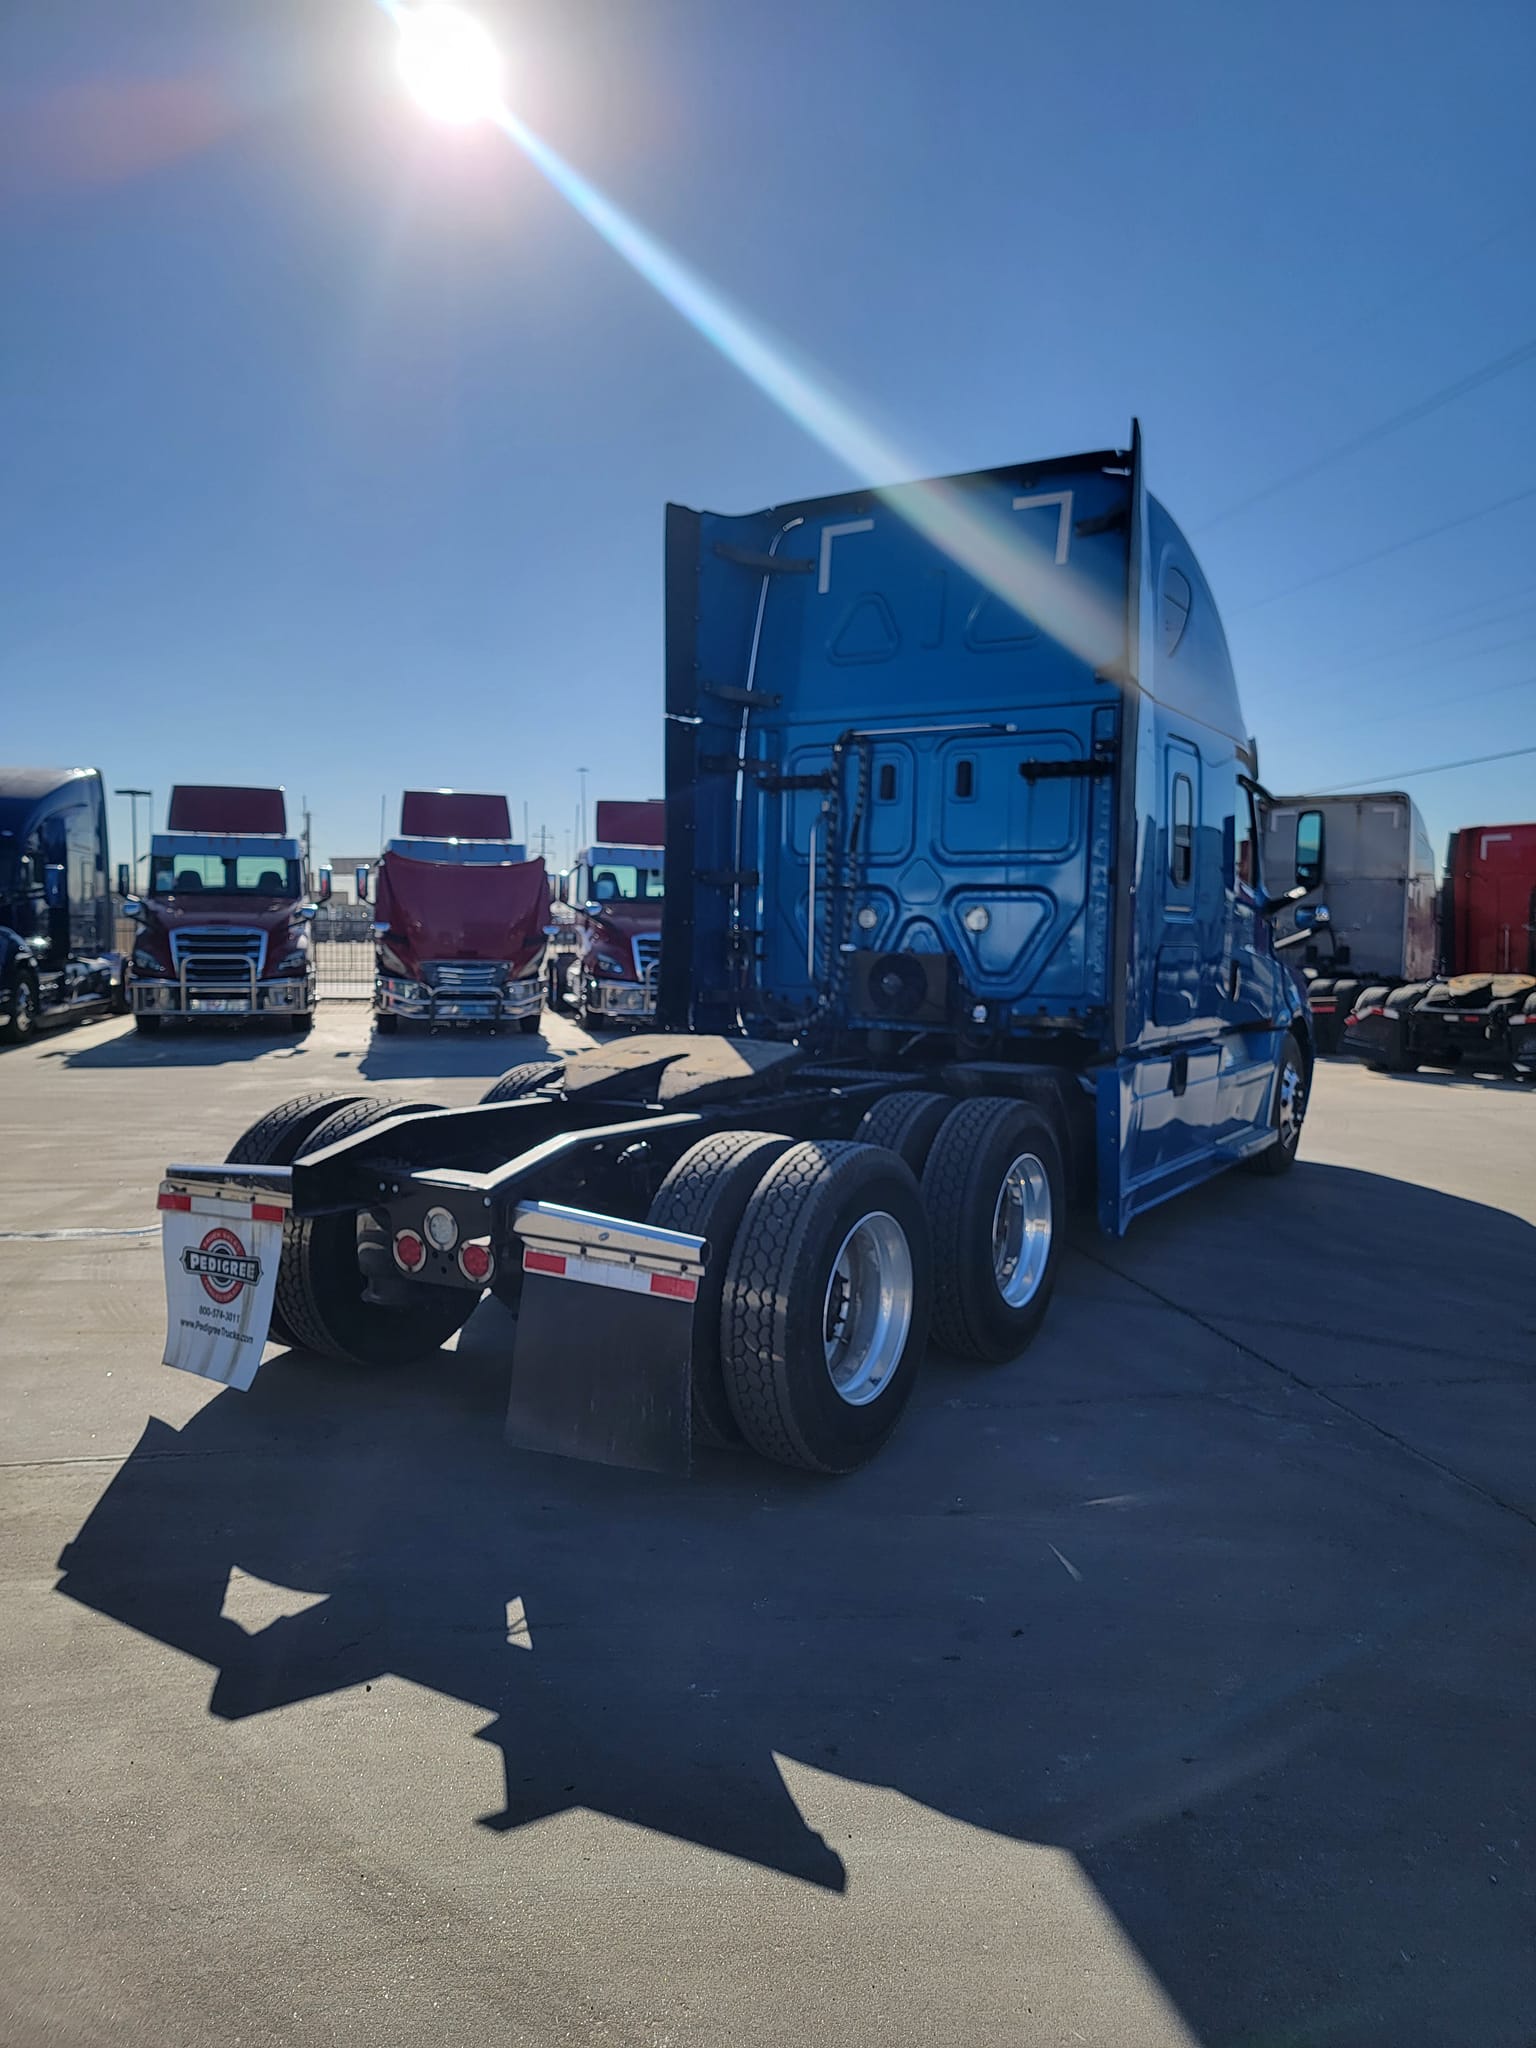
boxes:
[507,1202,706,1475]
[159,1176,291,1391]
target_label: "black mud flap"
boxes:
[506,1203,706,1476]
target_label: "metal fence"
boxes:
[311,904,374,999]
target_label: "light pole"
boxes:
[115,788,151,890]
[577,766,589,854]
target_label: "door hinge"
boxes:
[698,753,834,794]
[1019,751,1116,783]
[711,543,815,576]
[701,680,783,710]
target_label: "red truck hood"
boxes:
[589,901,663,942]
[583,901,662,977]
[376,853,550,976]
[137,896,304,967]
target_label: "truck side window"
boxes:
[1235,786,1258,891]
[1170,775,1193,887]
[1294,808,1324,890]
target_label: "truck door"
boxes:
[1216,776,1282,1135]
[1134,736,1222,1180]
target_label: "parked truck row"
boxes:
[1264,796,1536,1076]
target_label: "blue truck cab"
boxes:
[0,765,125,1042]
[157,432,1315,1478]
[662,427,1312,1234]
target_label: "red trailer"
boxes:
[1346,821,1536,1076]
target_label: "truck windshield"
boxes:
[589,865,664,902]
[151,854,301,896]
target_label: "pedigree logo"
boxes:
[181,1225,262,1304]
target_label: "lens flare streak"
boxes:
[377,1,1116,664]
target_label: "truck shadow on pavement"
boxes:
[54,1163,1536,2046]
[354,1028,564,1084]
[1351,1062,1533,1093]
[42,1023,317,1068]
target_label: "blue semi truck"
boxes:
[0,766,126,1042]
[155,430,1317,1474]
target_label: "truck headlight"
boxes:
[274,947,310,973]
[132,946,167,975]
[593,953,628,977]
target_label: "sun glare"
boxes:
[396,5,503,125]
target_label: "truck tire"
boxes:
[719,1141,932,1474]
[290,1012,313,1036]
[1320,977,1359,1056]
[224,1091,373,1352]
[224,1091,370,1168]
[481,1061,564,1104]
[852,1090,953,1174]
[1,967,39,1044]
[518,1014,542,1036]
[1245,1030,1308,1176]
[374,1012,399,1036]
[645,1130,794,1447]
[133,1013,162,1037]
[920,1098,1066,1362]
[272,1096,470,1367]
[479,1065,569,1308]
[1375,983,1429,1073]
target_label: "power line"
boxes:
[1232,483,1536,613]
[1312,621,1536,692]
[1199,333,1536,531]
[1314,742,1536,794]
[1305,574,1536,674]
[1276,209,1534,380]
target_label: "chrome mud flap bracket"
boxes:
[506,1203,706,1475]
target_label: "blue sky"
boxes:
[3,0,1534,874]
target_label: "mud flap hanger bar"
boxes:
[513,1201,705,1295]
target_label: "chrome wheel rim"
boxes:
[1278,1056,1305,1150]
[991,1152,1052,1307]
[822,1210,913,1407]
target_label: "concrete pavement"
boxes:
[2,1007,1532,2047]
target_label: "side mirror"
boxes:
[44,863,67,910]
[122,896,145,921]
[1294,808,1325,893]
[584,900,603,917]
[1258,883,1310,919]
[1274,907,1331,954]
[316,865,333,903]
[355,865,371,904]
[296,903,319,922]
[117,863,131,897]
[371,921,391,938]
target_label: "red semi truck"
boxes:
[124,786,325,1036]
[1343,819,1536,1076]
[549,798,664,1028]
[364,790,550,1035]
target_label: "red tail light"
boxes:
[393,1228,426,1272]
[458,1240,493,1284]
